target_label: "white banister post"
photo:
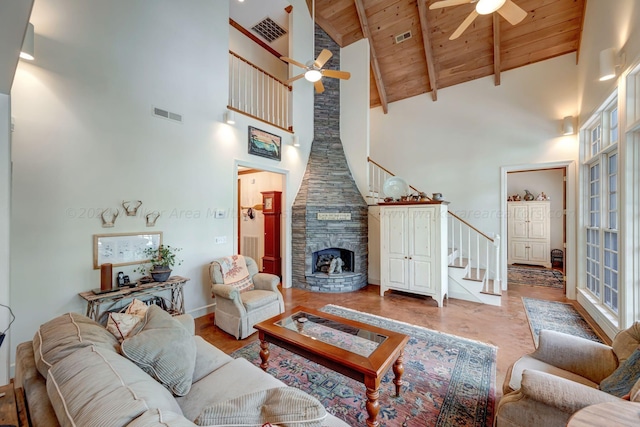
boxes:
[494,235,501,291]
[467,227,471,272]
[458,221,462,264]
[485,239,489,281]
[476,233,480,278]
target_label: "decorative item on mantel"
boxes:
[382,176,410,201]
[134,244,183,283]
[523,189,535,201]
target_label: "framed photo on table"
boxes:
[248,126,281,161]
[93,232,162,269]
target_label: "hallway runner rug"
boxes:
[522,297,604,347]
[507,265,564,288]
[231,304,497,427]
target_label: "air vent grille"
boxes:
[153,107,183,123]
[251,17,287,43]
[395,31,412,44]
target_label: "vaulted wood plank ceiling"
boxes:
[308,0,586,111]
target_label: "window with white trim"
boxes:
[582,97,619,314]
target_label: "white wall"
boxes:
[368,54,579,282]
[0,94,11,383]
[229,26,288,81]
[340,38,370,198]
[9,0,313,370]
[507,169,565,252]
[578,0,640,123]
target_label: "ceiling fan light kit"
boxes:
[476,0,506,15]
[304,69,322,82]
[430,0,527,40]
[280,0,351,92]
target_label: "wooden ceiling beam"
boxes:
[417,0,438,102]
[493,13,501,86]
[354,0,389,114]
[305,0,344,47]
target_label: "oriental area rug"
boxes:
[507,265,564,288]
[231,305,497,426]
[522,297,604,347]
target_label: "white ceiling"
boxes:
[229,0,291,56]
[0,0,34,94]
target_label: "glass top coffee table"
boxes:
[254,306,410,427]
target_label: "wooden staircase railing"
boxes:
[368,157,502,296]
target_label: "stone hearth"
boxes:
[291,25,368,293]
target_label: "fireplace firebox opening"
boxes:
[312,248,354,274]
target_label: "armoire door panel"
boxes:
[410,209,433,258]
[410,259,433,292]
[387,257,408,288]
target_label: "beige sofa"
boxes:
[495,323,640,427]
[15,307,348,426]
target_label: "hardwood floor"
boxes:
[194,283,608,400]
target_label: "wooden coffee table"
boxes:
[254,306,410,427]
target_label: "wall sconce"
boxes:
[562,116,575,135]
[224,109,236,125]
[19,22,35,61]
[292,135,300,147]
[599,48,619,81]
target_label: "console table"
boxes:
[79,276,189,322]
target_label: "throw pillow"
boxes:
[107,313,142,341]
[219,255,254,293]
[106,298,150,341]
[599,346,640,397]
[47,345,183,427]
[127,298,150,317]
[194,387,326,427]
[127,409,197,427]
[121,305,197,396]
[32,312,120,378]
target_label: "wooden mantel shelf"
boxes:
[378,200,450,205]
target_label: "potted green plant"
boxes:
[134,245,183,282]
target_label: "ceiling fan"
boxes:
[430,0,527,40]
[280,0,351,93]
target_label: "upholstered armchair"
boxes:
[496,322,640,427]
[209,256,284,339]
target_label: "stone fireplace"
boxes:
[291,26,368,293]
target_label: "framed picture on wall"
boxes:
[248,126,281,161]
[93,232,162,269]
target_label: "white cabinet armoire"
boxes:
[380,203,448,307]
[507,201,551,268]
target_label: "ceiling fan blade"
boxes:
[497,0,527,25]
[449,10,479,40]
[429,0,473,10]
[314,49,333,68]
[285,73,306,84]
[314,80,325,94]
[322,69,351,80]
[280,56,307,69]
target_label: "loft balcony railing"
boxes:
[228,51,292,132]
